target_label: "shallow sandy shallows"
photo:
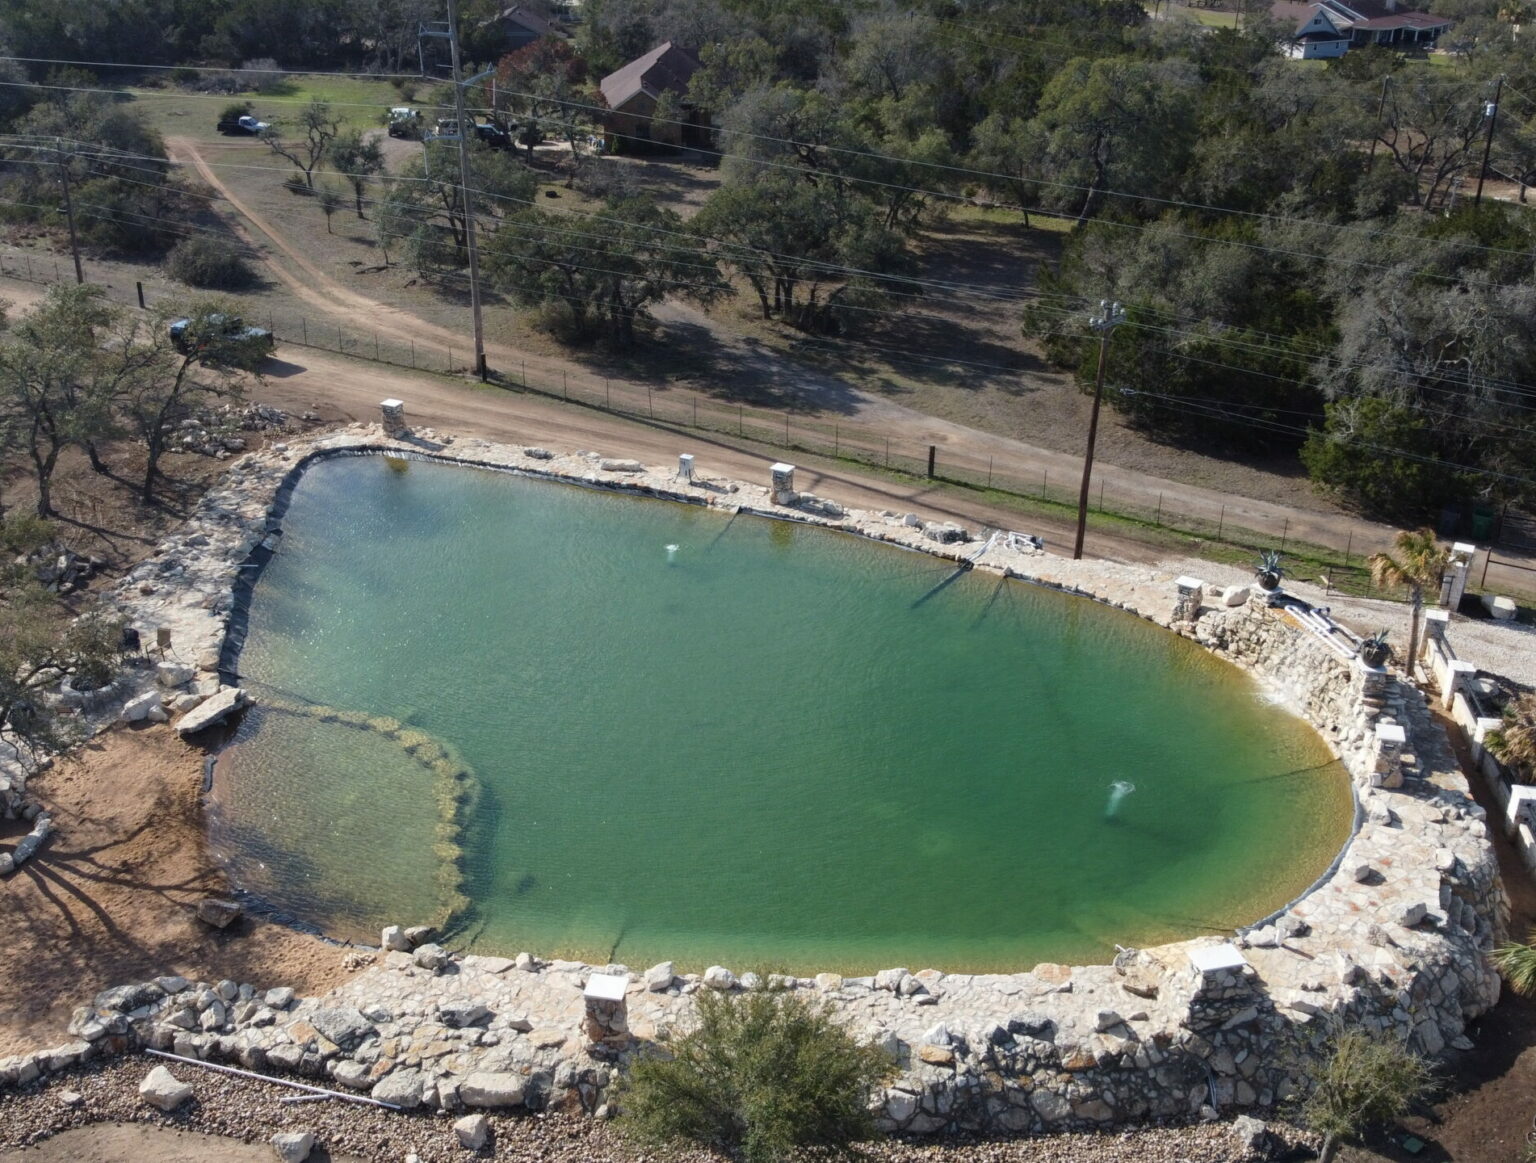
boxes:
[0,726,355,1056]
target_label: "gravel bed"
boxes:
[0,1056,1311,1162]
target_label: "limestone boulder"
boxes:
[176,686,247,735]
[156,662,195,688]
[702,966,737,991]
[195,897,243,929]
[120,690,162,724]
[454,1113,490,1150]
[381,925,410,952]
[371,1068,425,1109]
[270,1131,315,1163]
[644,961,675,992]
[139,1065,192,1111]
[460,1071,526,1108]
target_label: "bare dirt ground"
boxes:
[0,724,356,1057]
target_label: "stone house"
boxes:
[598,41,710,150]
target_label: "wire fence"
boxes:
[3,245,1533,604]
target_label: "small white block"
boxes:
[583,973,628,1002]
[1189,943,1247,974]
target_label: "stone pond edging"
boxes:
[0,425,1506,1137]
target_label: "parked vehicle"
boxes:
[473,121,512,149]
[169,314,275,368]
[217,114,269,136]
[387,107,422,139]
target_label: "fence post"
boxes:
[648,387,653,419]
[835,424,840,456]
[738,403,743,436]
[1098,479,1104,512]
[302,317,307,344]
[606,378,611,409]
[1042,470,1048,498]
[448,344,453,369]
[1343,529,1352,569]
[339,325,344,352]
[885,437,890,467]
[522,358,527,388]
[24,254,31,278]
[1155,492,1162,527]
[410,339,415,368]
[374,333,379,361]
[563,370,568,400]
[927,445,936,478]
[1481,548,1492,589]
[692,397,697,426]
[1280,518,1289,554]
[136,281,145,309]
[1217,505,1225,541]
[785,413,790,446]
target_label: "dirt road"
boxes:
[167,137,1428,567]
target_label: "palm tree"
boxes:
[1367,529,1449,678]
[1499,0,1533,38]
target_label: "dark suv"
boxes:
[169,314,275,368]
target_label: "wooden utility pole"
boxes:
[56,140,83,284]
[1475,75,1504,207]
[1366,76,1390,174]
[1072,300,1125,561]
[443,0,488,380]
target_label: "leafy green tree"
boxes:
[1299,1025,1434,1163]
[109,299,251,504]
[486,195,726,346]
[0,286,122,517]
[691,172,912,333]
[0,585,124,758]
[492,38,590,162]
[619,985,891,1163]
[1301,399,1459,518]
[262,98,342,190]
[1367,528,1449,676]
[1025,56,1202,226]
[377,144,537,276]
[317,183,343,233]
[327,129,385,218]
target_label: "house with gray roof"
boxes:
[1271,0,1452,58]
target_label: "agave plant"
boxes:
[1358,630,1391,669]
[1255,550,1286,591]
[1493,927,1536,997]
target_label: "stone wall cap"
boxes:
[1449,660,1478,675]
[1188,943,1247,974]
[770,462,795,474]
[583,972,628,1001]
[379,398,404,409]
[1174,576,1205,590]
[1424,609,1451,623]
[1375,723,1407,744]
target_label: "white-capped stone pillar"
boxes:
[380,398,406,437]
[1441,542,1476,611]
[1174,576,1205,624]
[583,973,630,1048]
[1372,721,1407,789]
[677,453,694,484]
[1473,716,1505,764]
[1441,659,1477,710]
[770,462,796,506]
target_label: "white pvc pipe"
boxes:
[144,1048,403,1111]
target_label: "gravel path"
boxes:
[0,1057,1305,1163]
[1158,556,1536,689]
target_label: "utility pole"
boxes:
[1072,300,1125,562]
[1366,75,1390,174]
[55,140,83,285]
[1475,75,1504,207]
[425,0,488,381]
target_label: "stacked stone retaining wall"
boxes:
[0,426,1508,1137]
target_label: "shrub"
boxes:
[164,236,256,289]
[1299,1025,1435,1163]
[241,58,282,93]
[219,101,252,124]
[618,985,891,1163]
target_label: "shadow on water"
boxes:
[1236,759,1342,786]
[910,565,972,609]
[969,572,1013,630]
[706,509,739,551]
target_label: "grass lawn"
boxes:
[1176,6,1240,28]
[129,74,405,142]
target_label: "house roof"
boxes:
[485,5,558,40]
[599,41,700,111]
[1270,0,1451,36]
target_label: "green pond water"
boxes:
[211,455,1352,972]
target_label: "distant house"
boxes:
[598,42,710,150]
[1271,0,1452,59]
[481,4,561,52]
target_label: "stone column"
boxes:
[380,398,406,437]
[677,453,694,484]
[1441,660,1477,710]
[1372,722,1407,789]
[1441,543,1476,611]
[583,973,630,1049]
[1173,576,1205,624]
[770,462,796,506]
